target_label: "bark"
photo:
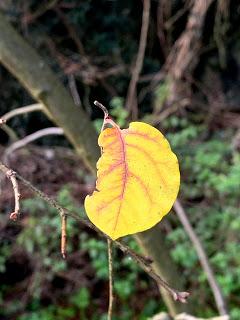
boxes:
[0,11,192,315]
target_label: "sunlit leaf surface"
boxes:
[85,121,180,239]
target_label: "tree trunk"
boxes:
[0,11,192,315]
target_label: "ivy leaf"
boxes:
[85,120,180,240]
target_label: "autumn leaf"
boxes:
[84,120,180,240]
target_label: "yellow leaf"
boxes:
[84,121,180,240]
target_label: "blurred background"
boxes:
[0,0,240,319]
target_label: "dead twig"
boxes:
[107,239,114,320]
[164,2,191,30]
[68,75,82,107]
[54,7,86,56]
[61,212,67,259]
[174,200,228,315]
[0,161,190,303]
[157,0,169,58]
[47,38,125,86]
[3,127,64,165]
[125,0,151,120]
[0,104,43,141]
[22,0,59,25]
[0,163,20,220]
[1,104,43,122]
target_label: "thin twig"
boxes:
[0,104,43,142]
[174,200,228,315]
[0,161,189,303]
[116,237,189,303]
[68,75,82,107]
[164,2,191,30]
[125,0,151,120]
[3,127,64,165]
[1,103,43,122]
[61,212,67,259]
[107,239,113,320]
[22,0,59,25]
[157,0,168,58]
[0,163,20,220]
[55,7,86,56]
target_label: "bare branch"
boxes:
[1,103,43,122]
[0,163,20,220]
[174,200,228,315]
[3,127,64,164]
[164,3,191,30]
[107,239,114,320]
[0,161,189,303]
[156,0,174,58]
[22,0,59,25]
[61,212,67,259]
[54,7,86,56]
[125,0,151,120]
[68,75,82,107]
[0,104,44,142]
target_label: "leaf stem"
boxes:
[94,100,109,118]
